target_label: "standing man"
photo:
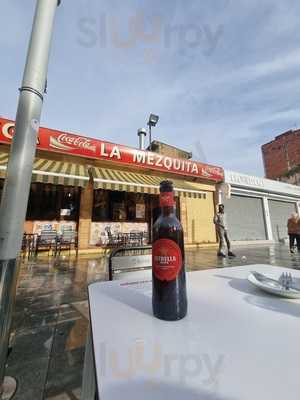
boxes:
[296,214,300,252]
[213,204,236,258]
[287,212,300,253]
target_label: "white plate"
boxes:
[248,271,300,299]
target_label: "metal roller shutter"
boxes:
[268,200,296,242]
[224,195,267,240]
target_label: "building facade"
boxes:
[0,117,224,250]
[261,129,300,180]
[221,170,300,243]
[149,140,192,160]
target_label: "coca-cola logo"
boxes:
[50,134,96,152]
[1,121,40,144]
[2,122,15,139]
[202,165,223,178]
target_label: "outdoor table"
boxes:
[81,264,300,400]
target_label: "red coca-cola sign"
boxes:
[152,239,182,281]
[49,134,97,153]
[0,117,224,182]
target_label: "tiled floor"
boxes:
[4,244,300,399]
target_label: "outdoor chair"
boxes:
[142,231,149,244]
[21,233,36,259]
[128,232,143,247]
[35,230,58,257]
[105,227,121,247]
[116,233,128,246]
[21,233,29,259]
[57,230,78,256]
[108,245,152,280]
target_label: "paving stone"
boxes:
[8,326,55,364]
[5,357,49,400]
[5,244,300,398]
[44,349,85,399]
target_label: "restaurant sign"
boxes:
[0,117,224,182]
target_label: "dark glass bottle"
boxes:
[152,180,187,321]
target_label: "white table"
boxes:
[82,265,300,400]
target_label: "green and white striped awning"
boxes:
[0,152,7,179]
[92,167,207,198]
[0,151,208,197]
[0,152,89,187]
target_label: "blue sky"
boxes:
[2,0,300,176]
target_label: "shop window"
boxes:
[61,187,80,220]
[111,191,127,221]
[93,189,109,220]
[128,193,146,221]
[92,190,148,222]
[26,183,80,221]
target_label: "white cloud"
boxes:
[2,0,300,178]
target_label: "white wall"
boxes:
[223,170,300,242]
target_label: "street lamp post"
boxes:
[137,128,147,150]
[149,124,152,147]
[0,1,60,397]
[147,113,159,149]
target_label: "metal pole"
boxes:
[296,201,300,216]
[149,124,152,148]
[262,197,273,241]
[0,0,60,396]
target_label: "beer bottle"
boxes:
[152,180,187,320]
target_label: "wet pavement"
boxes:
[5,244,300,399]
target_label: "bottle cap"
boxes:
[160,180,174,193]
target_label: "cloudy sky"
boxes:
[2,0,300,176]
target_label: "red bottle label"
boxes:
[160,191,175,207]
[152,239,182,281]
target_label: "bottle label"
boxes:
[160,192,175,207]
[152,239,182,281]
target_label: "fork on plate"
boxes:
[279,272,293,290]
